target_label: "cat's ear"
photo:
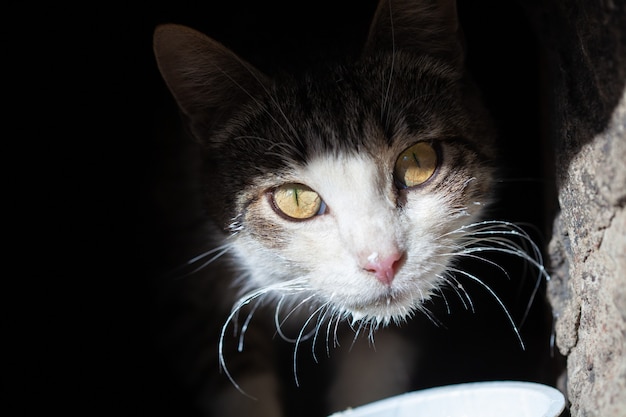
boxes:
[153,24,269,142]
[364,0,464,64]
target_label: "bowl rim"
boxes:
[328,380,566,417]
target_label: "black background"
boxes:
[8,1,563,415]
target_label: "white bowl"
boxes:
[328,381,566,417]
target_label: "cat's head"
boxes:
[154,0,497,325]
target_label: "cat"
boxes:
[152,0,549,416]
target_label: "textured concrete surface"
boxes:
[549,99,626,416]
[527,0,626,415]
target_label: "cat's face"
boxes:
[153,0,497,325]
[222,64,495,324]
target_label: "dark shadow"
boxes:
[136,0,619,415]
[521,0,626,182]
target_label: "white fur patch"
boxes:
[230,151,483,324]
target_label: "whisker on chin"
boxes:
[273,294,317,343]
[238,297,263,351]
[292,303,328,387]
[327,311,343,354]
[218,217,548,394]
[218,290,264,399]
[218,278,310,396]
[311,304,332,363]
[351,319,368,349]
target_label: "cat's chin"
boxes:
[347,308,414,327]
[342,292,419,326]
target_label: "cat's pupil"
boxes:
[272,183,324,220]
[394,142,438,188]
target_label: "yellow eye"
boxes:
[272,183,324,220]
[394,142,438,188]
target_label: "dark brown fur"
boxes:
[150,1,529,416]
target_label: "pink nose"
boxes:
[363,251,405,285]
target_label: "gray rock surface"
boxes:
[549,101,626,417]
[526,0,626,415]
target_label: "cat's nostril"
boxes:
[363,251,405,286]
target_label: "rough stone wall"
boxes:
[549,100,626,417]
[526,0,626,416]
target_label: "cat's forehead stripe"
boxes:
[298,153,393,208]
[302,153,378,182]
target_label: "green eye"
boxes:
[272,183,324,220]
[394,142,438,188]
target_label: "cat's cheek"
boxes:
[402,193,453,230]
[240,198,293,250]
[282,226,350,271]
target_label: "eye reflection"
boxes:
[272,183,324,220]
[394,142,438,188]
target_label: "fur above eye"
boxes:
[271,183,326,220]
[394,142,438,188]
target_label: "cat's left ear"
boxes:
[363,0,464,65]
[153,24,270,143]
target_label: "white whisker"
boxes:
[218,290,265,398]
[444,220,551,317]
[274,294,317,343]
[167,244,232,279]
[238,297,263,351]
[438,273,473,312]
[448,266,525,350]
[219,278,311,395]
[332,312,343,349]
[311,304,332,363]
[350,320,366,351]
[441,250,512,280]
[417,304,443,327]
[433,278,452,314]
[325,310,340,356]
[292,303,327,387]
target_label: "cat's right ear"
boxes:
[153,24,269,142]
[364,0,464,65]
